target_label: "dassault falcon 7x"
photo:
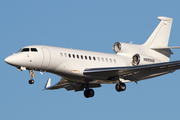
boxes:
[5,16,180,98]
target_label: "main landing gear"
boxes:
[115,83,126,92]
[28,70,36,84]
[83,82,95,98]
[83,82,126,98]
[84,89,94,98]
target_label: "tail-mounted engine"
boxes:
[113,42,161,65]
[113,42,135,53]
[132,54,160,66]
[132,54,140,65]
[113,42,122,53]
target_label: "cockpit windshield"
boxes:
[18,48,38,52]
[31,48,38,52]
[19,48,29,52]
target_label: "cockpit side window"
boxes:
[20,48,30,52]
[31,48,38,52]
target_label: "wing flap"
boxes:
[44,77,101,91]
[84,60,180,81]
[44,77,72,90]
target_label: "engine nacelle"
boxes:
[113,42,122,53]
[113,42,161,65]
[132,54,160,65]
[113,42,136,53]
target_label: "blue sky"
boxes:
[1,0,180,120]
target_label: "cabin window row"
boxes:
[60,52,116,63]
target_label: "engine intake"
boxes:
[132,54,140,65]
[113,42,121,53]
[132,54,159,66]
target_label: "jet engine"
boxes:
[132,54,160,65]
[113,42,135,53]
[113,42,122,53]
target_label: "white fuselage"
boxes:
[5,45,132,81]
[5,44,167,83]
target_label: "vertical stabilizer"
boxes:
[143,16,173,48]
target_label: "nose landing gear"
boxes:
[29,79,34,84]
[28,70,36,84]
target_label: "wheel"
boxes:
[115,83,126,92]
[29,79,34,84]
[115,84,121,92]
[120,83,126,91]
[88,89,95,97]
[84,89,89,98]
[84,89,95,98]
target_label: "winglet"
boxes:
[43,78,51,90]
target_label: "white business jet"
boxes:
[5,16,180,98]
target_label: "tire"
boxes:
[29,79,34,84]
[88,89,94,97]
[115,84,121,92]
[115,83,126,92]
[120,83,126,91]
[84,89,95,98]
[84,89,89,98]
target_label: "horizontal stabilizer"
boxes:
[151,46,180,55]
[151,46,180,50]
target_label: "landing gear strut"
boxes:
[115,83,126,92]
[29,70,36,84]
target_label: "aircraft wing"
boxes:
[83,60,180,82]
[44,77,101,91]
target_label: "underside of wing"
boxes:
[83,60,180,82]
[44,77,101,92]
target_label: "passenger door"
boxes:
[41,48,51,68]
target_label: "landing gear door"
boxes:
[41,48,51,68]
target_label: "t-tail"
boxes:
[143,16,180,62]
[113,16,180,65]
[143,16,173,48]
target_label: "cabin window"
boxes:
[106,58,108,62]
[77,55,79,59]
[97,57,100,61]
[93,57,96,61]
[69,54,71,58]
[81,55,83,59]
[114,59,116,63]
[73,54,75,58]
[89,56,91,60]
[31,48,38,52]
[64,53,67,57]
[60,52,63,57]
[85,56,87,60]
[102,58,104,62]
[110,59,112,63]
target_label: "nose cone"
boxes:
[5,55,14,65]
[5,54,20,66]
